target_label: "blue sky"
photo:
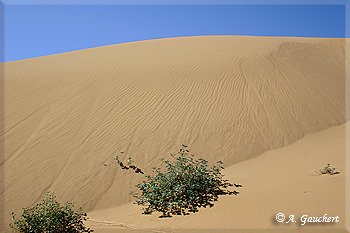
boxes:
[1,0,348,62]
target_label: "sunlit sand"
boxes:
[1,36,348,232]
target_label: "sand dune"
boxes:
[1,36,349,231]
[86,121,348,232]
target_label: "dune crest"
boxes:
[1,36,348,229]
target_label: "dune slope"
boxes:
[87,121,348,232]
[1,36,348,230]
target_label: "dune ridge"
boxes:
[1,36,348,230]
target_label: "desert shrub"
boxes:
[9,191,93,233]
[115,156,144,174]
[317,163,340,175]
[115,145,241,217]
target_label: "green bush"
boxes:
[10,192,93,233]
[318,163,340,175]
[115,145,241,217]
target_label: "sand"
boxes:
[1,36,349,232]
[87,122,348,232]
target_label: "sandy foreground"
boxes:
[86,121,348,233]
[1,36,349,232]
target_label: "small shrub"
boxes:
[115,145,241,217]
[10,191,93,233]
[317,163,340,175]
[115,156,144,174]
